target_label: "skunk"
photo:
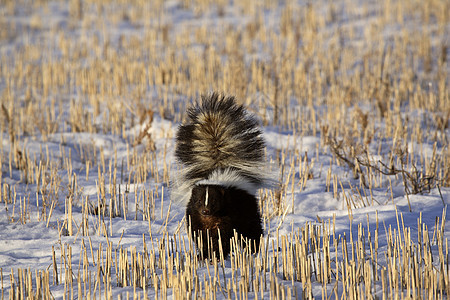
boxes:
[173,92,268,259]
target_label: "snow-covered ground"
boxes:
[0,0,449,298]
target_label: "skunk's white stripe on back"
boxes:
[196,168,258,196]
[205,186,209,207]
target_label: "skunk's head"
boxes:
[190,184,228,216]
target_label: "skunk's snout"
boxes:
[201,209,210,215]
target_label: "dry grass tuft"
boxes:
[1,211,449,298]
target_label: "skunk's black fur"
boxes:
[186,185,263,259]
[174,92,266,259]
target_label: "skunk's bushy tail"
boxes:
[173,92,267,202]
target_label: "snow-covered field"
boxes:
[0,0,449,298]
